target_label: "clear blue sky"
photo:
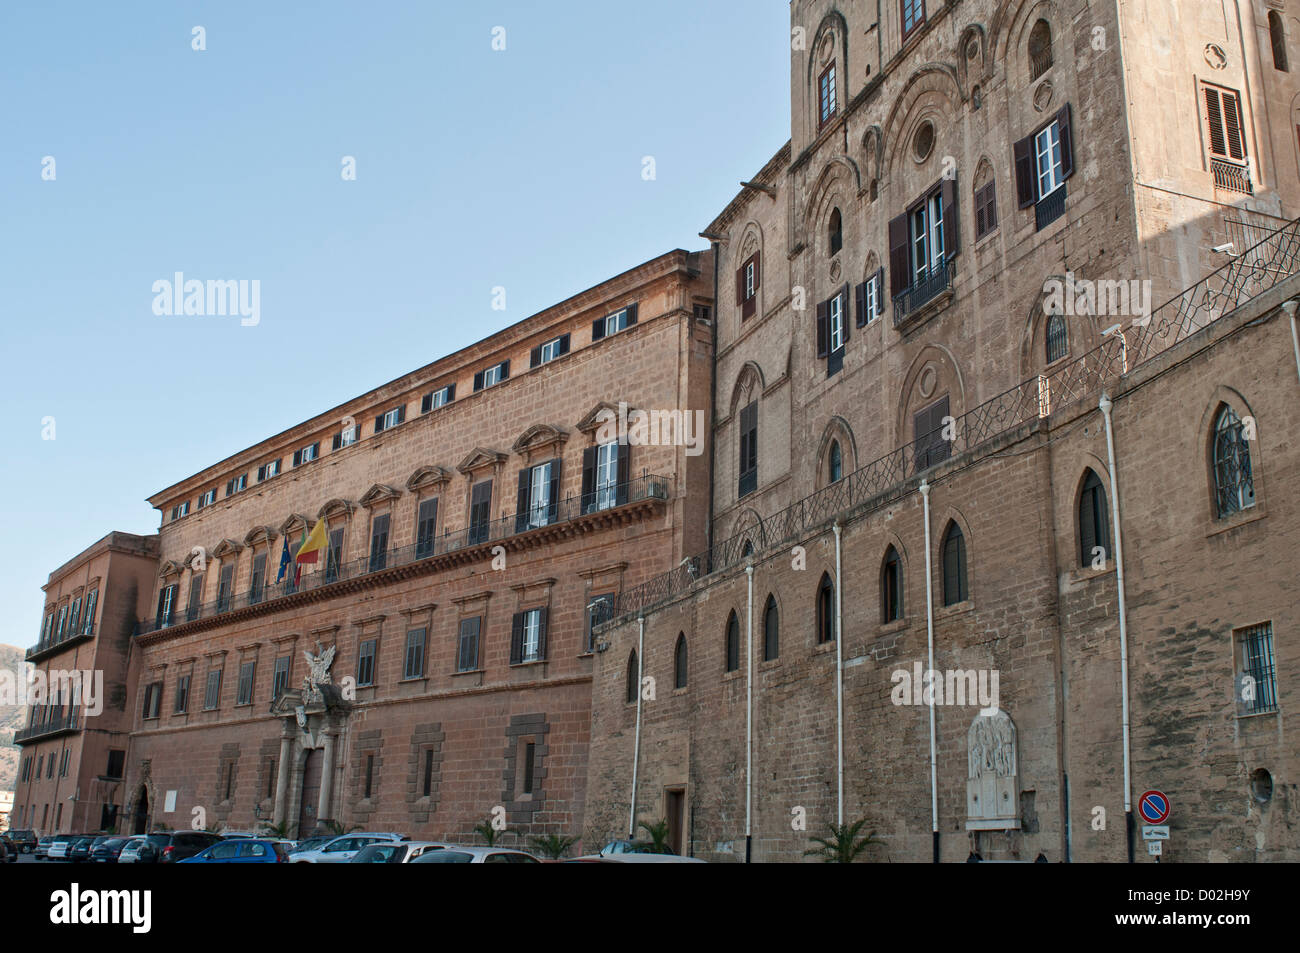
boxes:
[0,2,791,646]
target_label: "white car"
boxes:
[116,837,148,864]
[575,852,705,863]
[290,832,407,863]
[410,846,540,864]
[349,841,453,864]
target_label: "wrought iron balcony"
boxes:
[1211,159,1252,195]
[14,710,80,744]
[26,621,97,662]
[136,473,672,636]
[1035,183,1067,231]
[893,259,955,328]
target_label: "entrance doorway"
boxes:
[132,788,149,835]
[298,749,322,836]
[665,788,686,856]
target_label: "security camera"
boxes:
[1212,242,1235,255]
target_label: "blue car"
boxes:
[178,839,290,864]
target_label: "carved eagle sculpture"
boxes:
[304,641,336,688]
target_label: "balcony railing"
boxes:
[26,621,97,661]
[1211,159,1252,195]
[1030,50,1053,81]
[612,214,1300,622]
[136,473,671,636]
[15,710,81,744]
[892,259,955,326]
[1035,183,1067,231]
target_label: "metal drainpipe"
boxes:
[628,615,645,839]
[745,563,754,863]
[1283,300,1300,384]
[919,480,939,863]
[1098,394,1134,863]
[833,521,844,827]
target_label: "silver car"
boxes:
[350,841,452,864]
[46,836,76,861]
[410,846,540,864]
[116,837,148,864]
[290,832,407,863]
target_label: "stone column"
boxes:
[273,730,293,826]
[317,730,335,823]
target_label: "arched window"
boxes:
[1046,314,1068,363]
[1270,12,1289,72]
[942,522,968,606]
[1029,20,1053,80]
[763,595,780,661]
[882,546,903,622]
[972,83,982,111]
[1213,406,1255,517]
[829,208,843,255]
[674,633,688,689]
[829,440,843,483]
[626,650,639,704]
[816,572,836,643]
[1078,469,1111,568]
[742,539,755,558]
[725,611,740,672]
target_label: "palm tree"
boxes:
[530,833,579,860]
[473,819,518,847]
[636,818,673,854]
[804,819,879,863]
[260,820,292,839]
[324,819,359,836]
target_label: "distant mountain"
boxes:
[0,644,29,792]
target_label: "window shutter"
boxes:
[530,345,542,367]
[1056,104,1074,178]
[855,281,867,327]
[558,333,570,355]
[292,449,302,467]
[473,370,484,391]
[547,457,561,520]
[616,442,630,506]
[581,446,597,511]
[592,317,605,341]
[331,434,341,451]
[736,266,746,307]
[752,253,761,291]
[1205,86,1226,156]
[537,607,548,660]
[516,468,531,532]
[626,303,638,326]
[841,283,851,342]
[510,612,524,665]
[499,360,509,380]
[1079,486,1097,565]
[396,406,405,425]
[941,176,958,257]
[1222,91,1244,159]
[888,214,909,294]
[1014,134,1036,207]
[816,298,829,358]
[445,383,455,401]
[374,414,385,433]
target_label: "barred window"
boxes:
[1046,313,1068,363]
[1235,623,1278,715]
[1213,406,1255,517]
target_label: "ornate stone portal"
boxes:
[965,710,1020,831]
[268,642,351,837]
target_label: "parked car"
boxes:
[116,837,148,864]
[291,832,407,863]
[572,852,705,863]
[8,829,38,854]
[68,835,98,862]
[287,835,331,855]
[35,836,55,860]
[350,841,451,864]
[599,839,674,856]
[410,846,540,864]
[89,836,131,863]
[46,835,79,861]
[132,831,224,864]
[180,839,291,864]
[0,835,13,863]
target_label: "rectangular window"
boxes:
[1035,122,1064,199]
[416,498,439,558]
[1235,622,1278,715]
[474,361,509,391]
[865,271,881,324]
[106,749,125,779]
[902,0,926,39]
[357,639,377,687]
[1014,106,1073,228]
[469,480,493,544]
[174,674,190,714]
[272,656,290,698]
[522,742,536,795]
[68,597,81,634]
[197,489,216,509]
[236,661,256,706]
[332,424,359,450]
[143,682,162,720]
[171,501,190,521]
[225,474,247,496]
[913,395,952,472]
[528,461,554,528]
[326,528,344,583]
[829,291,845,352]
[910,192,946,284]
[203,669,222,710]
[592,303,638,340]
[249,553,266,605]
[82,589,97,634]
[187,575,203,621]
[56,604,67,638]
[457,617,481,672]
[374,405,406,434]
[421,384,454,413]
[1203,83,1247,161]
[595,442,619,511]
[257,459,281,482]
[156,584,176,628]
[292,442,320,467]
[586,593,615,653]
[511,608,547,664]
[404,628,426,680]
[364,755,375,799]
[216,563,234,612]
[818,63,837,128]
[738,401,758,498]
[974,180,998,240]
[532,333,571,367]
[736,256,760,320]
[369,513,390,572]
[422,750,435,797]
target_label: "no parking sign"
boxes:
[1139,790,1171,825]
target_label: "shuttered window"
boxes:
[738,401,758,497]
[416,498,439,557]
[325,528,344,582]
[249,553,266,604]
[236,661,256,706]
[404,628,426,680]
[942,523,968,605]
[357,639,376,686]
[369,513,390,572]
[974,180,998,239]
[763,597,780,662]
[469,480,493,544]
[582,441,624,513]
[510,608,547,664]
[1078,470,1110,568]
[913,395,951,472]
[531,333,571,367]
[736,254,760,320]
[457,617,481,672]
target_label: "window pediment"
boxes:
[243,525,278,548]
[360,483,403,507]
[406,465,452,493]
[512,423,568,455]
[210,538,244,559]
[279,513,311,536]
[576,401,626,435]
[457,447,507,475]
[158,560,184,579]
[317,498,357,520]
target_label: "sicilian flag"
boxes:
[275,533,293,584]
[294,518,328,585]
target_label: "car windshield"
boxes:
[291,837,330,853]
[145,834,170,846]
[413,850,473,864]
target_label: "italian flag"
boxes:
[294,519,328,584]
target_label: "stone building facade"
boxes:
[12,532,159,835]
[583,0,1300,861]
[115,249,713,844]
